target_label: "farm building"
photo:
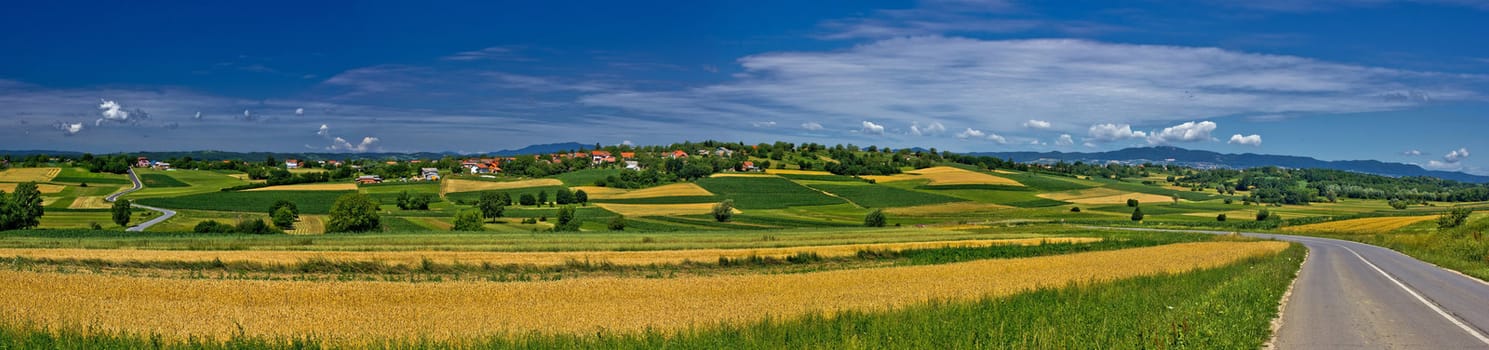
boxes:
[671,150,689,159]
[356,175,382,184]
[420,168,441,181]
[136,157,150,168]
[625,160,641,171]
[285,159,301,169]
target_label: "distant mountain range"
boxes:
[0,142,593,162]
[970,146,1489,183]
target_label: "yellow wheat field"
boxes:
[68,196,112,209]
[605,183,713,199]
[592,202,738,217]
[243,183,358,191]
[0,241,1286,343]
[0,182,65,194]
[442,178,562,194]
[569,186,627,198]
[864,166,1024,187]
[1037,188,1176,205]
[0,237,1100,267]
[285,215,327,235]
[1282,215,1438,234]
[0,167,60,182]
[765,169,835,176]
[883,202,1011,216]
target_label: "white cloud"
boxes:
[295,108,305,116]
[1029,139,1042,145]
[986,133,1007,144]
[54,122,83,136]
[751,121,777,128]
[1088,123,1146,142]
[1228,134,1263,146]
[1023,119,1051,129]
[316,124,330,137]
[956,128,985,139]
[581,38,1480,144]
[1147,121,1218,144]
[1444,148,1470,162]
[329,136,380,153]
[621,140,634,146]
[1056,134,1075,146]
[861,121,885,135]
[193,111,202,120]
[801,122,824,131]
[1402,149,1423,156]
[98,99,128,122]
[908,121,947,136]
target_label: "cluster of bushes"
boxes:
[193,219,279,234]
[396,191,433,210]
[594,169,675,189]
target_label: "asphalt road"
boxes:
[1098,226,1489,349]
[104,169,176,232]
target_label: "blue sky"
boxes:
[2,0,1487,174]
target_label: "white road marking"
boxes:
[1324,241,1489,345]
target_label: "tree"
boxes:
[575,190,588,205]
[1126,198,1139,207]
[607,215,626,231]
[327,193,381,233]
[554,205,580,232]
[519,193,537,206]
[476,191,506,222]
[1171,193,1180,205]
[1439,207,1472,229]
[712,199,734,222]
[409,194,431,210]
[1389,200,1409,210]
[236,218,278,234]
[112,199,132,228]
[1,183,44,230]
[396,191,411,210]
[193,220,235,233]
[1256,208,1271,221]
[1069,206,1081,213]
[272,207,296,230]
[864,209,887,227]
[269,199,300,220]
[1131,207,1144,221]
[537,191,548,205]
[555,188,574,205]
[1217,214,1227,222]
[451,209,485,231]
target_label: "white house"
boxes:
[624,160,641,171]
[420,168,440,180]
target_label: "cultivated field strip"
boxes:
[0,238,1099,267]
[442,178,562,194]
[0,183,66,194]
[243,183,358,191]
[882,201,1011,216]
[577,183,714,200]
[1281,215,1439,234]
[1037,187,1175,204]
[864,166,1024,187]
[592,202,735,216]
[0,167,60,182]
[0,241,1287,343]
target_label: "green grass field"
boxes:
[123,169,250,199]
[806,182,965,208]
[47,167,132,185]
[138,173,189,187]
[135,190,352,214]
[695,176,845,209]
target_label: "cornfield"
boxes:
[442,178,562,194]
[865,166,1024,187]
[0,241,1285,344]
[579,183,713,200]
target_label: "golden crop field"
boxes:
[593,202,736,217]
[243,183,358,191]
[442,178,562,194]
[865,166,1024,187]
[0,182,65,194]
[0,241,1285,343]
[0,237,1099,267]
[883,201,1011,216]
[1038,188,1175,205]
[0,167,60,182]
[68,196,112,209]
[573,183,714,200]
[1282,215,1439,234]
[285,215,327,234]
[765,169,835,176]
[568,186,627,198]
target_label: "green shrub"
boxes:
[1126,198,1139,207]
[864,209,887,227]
[235,218,278,234]
[271,207,296,230]
[713,199,735,222]
[1439,207,1472,229]
[608,215,626,231]
[193,220,235,233]
[1131,207,1144,221]
[327,193,380,233]
[1217,214,1227,222]
[451,210,485,231]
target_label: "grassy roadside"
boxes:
[0,243,1304,349]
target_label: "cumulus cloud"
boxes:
[1444,148,1470,162]
[986,133,1008,144]
[751,121,777,128]
[1147,121,1218,144]
[956,128,985,139]
[329,136,380,153]
[295,108,305,116]
[1023,119,1052,129]
[861,121,885,135]
[54,122,83,136]
[95,99,149,126]
[1088,123,1146,142]
[801,122,824,131]
[316,124,330,137]
[1056,134,1075,146]
[1228,134,1263,146]
[909,121,947,136]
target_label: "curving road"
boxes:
[1096,226,1489,349]
[104,169,176,232]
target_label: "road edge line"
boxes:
[1263,243,1308,350]
[1333,242,1489,345]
